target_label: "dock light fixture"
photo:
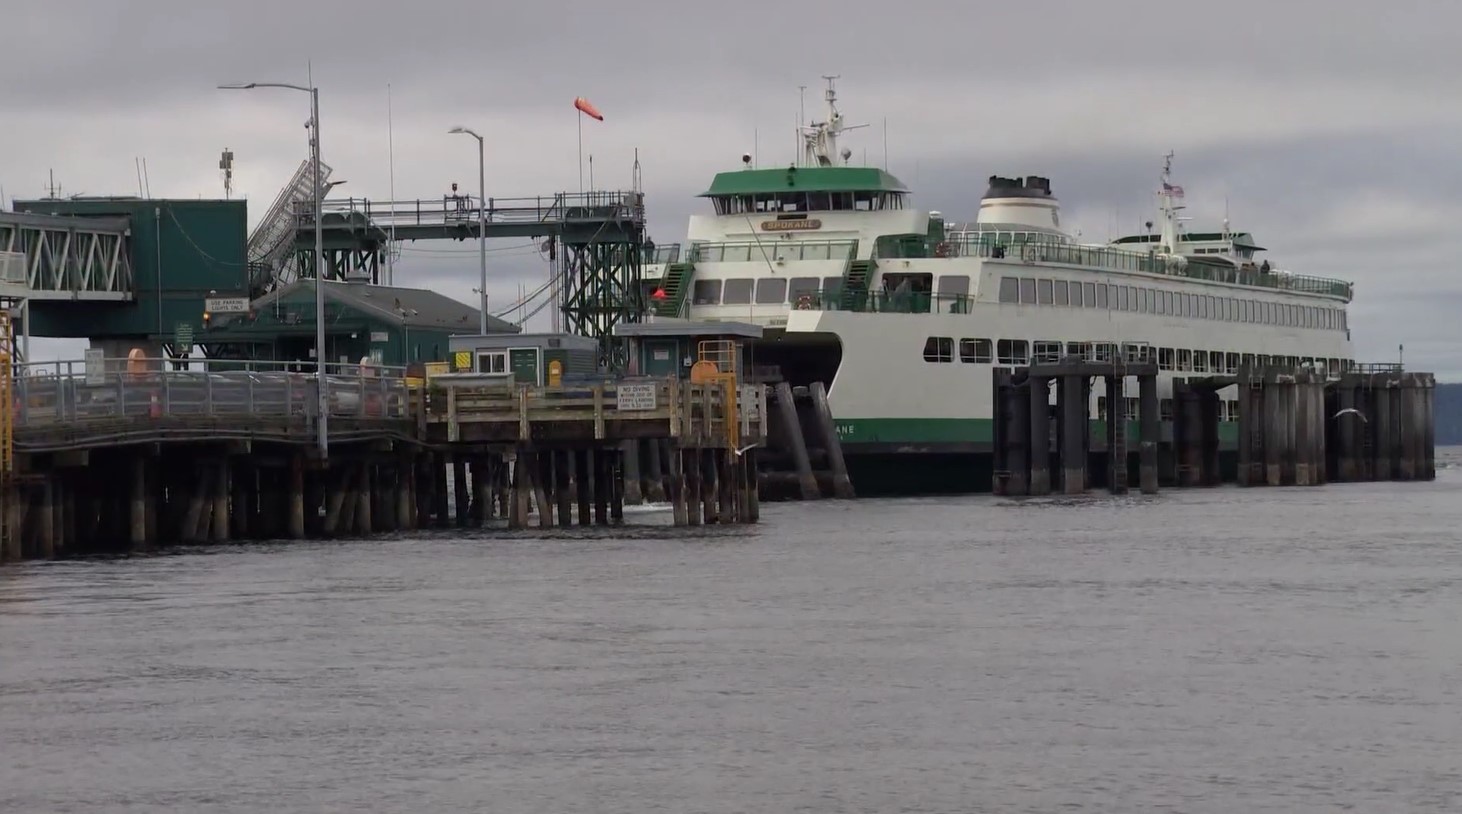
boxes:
[448,126,489,335]
[218,81,329,458]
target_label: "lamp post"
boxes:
[448,127,489,335]
[219,81,329,459]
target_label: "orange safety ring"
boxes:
[795,294,813,310]
[934,241,952,258]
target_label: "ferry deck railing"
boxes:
[874,236,1354,301]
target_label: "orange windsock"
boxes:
[573,96,604,121]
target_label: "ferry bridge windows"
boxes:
[923,336,954,363]
[959,338,993,363]
[1019,278,1037,304]
[1095,284,1109,309]
[1053,280,1070,306]
[788,276,820,304]
[997,339,1029,365]
[722,278,754,305]
[998,277,1019,303]
[1037,279,1054,305]
[692,279,722,305]
[755,277,787,305]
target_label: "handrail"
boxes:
[291,191,647,229]
[879,236,1354,301]
[689,239,857,263]
[11,359,413,429]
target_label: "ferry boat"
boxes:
[641,78,1356,494]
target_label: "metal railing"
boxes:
[11,357,412,429]
[878,236,1354,301]
[293,191,647,229]
[689,240,858,263]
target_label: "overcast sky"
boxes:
[3,0,1458,377]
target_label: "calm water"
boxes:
[3,451,1461,813]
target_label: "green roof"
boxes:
[700,166,909,197]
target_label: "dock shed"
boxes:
[614,318,763,379]
[447,332,601,385]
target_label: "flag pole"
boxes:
[577,110,583,194]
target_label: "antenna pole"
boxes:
[882,117,888,171]
[386,82,396,285]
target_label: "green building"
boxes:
[14,197,249,342]
[206,279,519,368]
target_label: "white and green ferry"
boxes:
[642,79,1355,493]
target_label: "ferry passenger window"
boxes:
[1158,291,1169,315]
[958,338,993,363]
[1225,353,1239,374]
[1066,341,1091,359]
[996,339,1029,365]
[923,336,954,363]
[937,274,970,298]
[1019,278,1037,304]
[1038,279,1054,304]
[1117,286,1130,311]
[722,278,754,304]
[755,278,788,305]
[788,276,819,303]
[998,277,1019,303]
[1096,284,1109,309]
[692,279,722,305]
[1033,341,1062,363]
[1083,282,1096,307]
[1146,289,1156,313]
[1178,293,1189,317]
[1160,399,1173,421]
[1191,350,1207,372]
[801,243,831,261]
[822,275,842,298]
[1158,348,1174,370]
[1177,349,1191,371]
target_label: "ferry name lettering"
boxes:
[761,219,823,232]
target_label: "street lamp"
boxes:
[448,126,489,335]
[219,81,329,459]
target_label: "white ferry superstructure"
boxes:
[640,79,1355,490]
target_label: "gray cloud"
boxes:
[4,0,1459,377]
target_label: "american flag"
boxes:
[1162,182,1184,198]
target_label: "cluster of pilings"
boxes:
[991,360,1161,496]
[1235,368,1437,487]
[500,442,757,527]
[757,381,854,501]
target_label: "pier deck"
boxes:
[2,360,768,562]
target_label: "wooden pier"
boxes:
[1,358,767,562]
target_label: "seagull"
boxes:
[1332,407,1368,422]
[731,442,759,456]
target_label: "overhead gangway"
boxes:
[0,210,135,301]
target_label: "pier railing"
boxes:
[11,358,412,429]
[420,377,768,447]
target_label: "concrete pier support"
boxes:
[1027,375,1051,497]
[1059,373,1087,494]
[1138,373,1160,495]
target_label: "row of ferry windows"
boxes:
[689,275,974,306]
[997,275,1348,331]
[921,337,1352,376]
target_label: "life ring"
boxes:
[934,241,952,258]
[795,295,812,310]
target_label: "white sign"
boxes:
[84,348,105,385]
[370,331,389,343]
[205,296,250,314]
[616,382,657,411]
